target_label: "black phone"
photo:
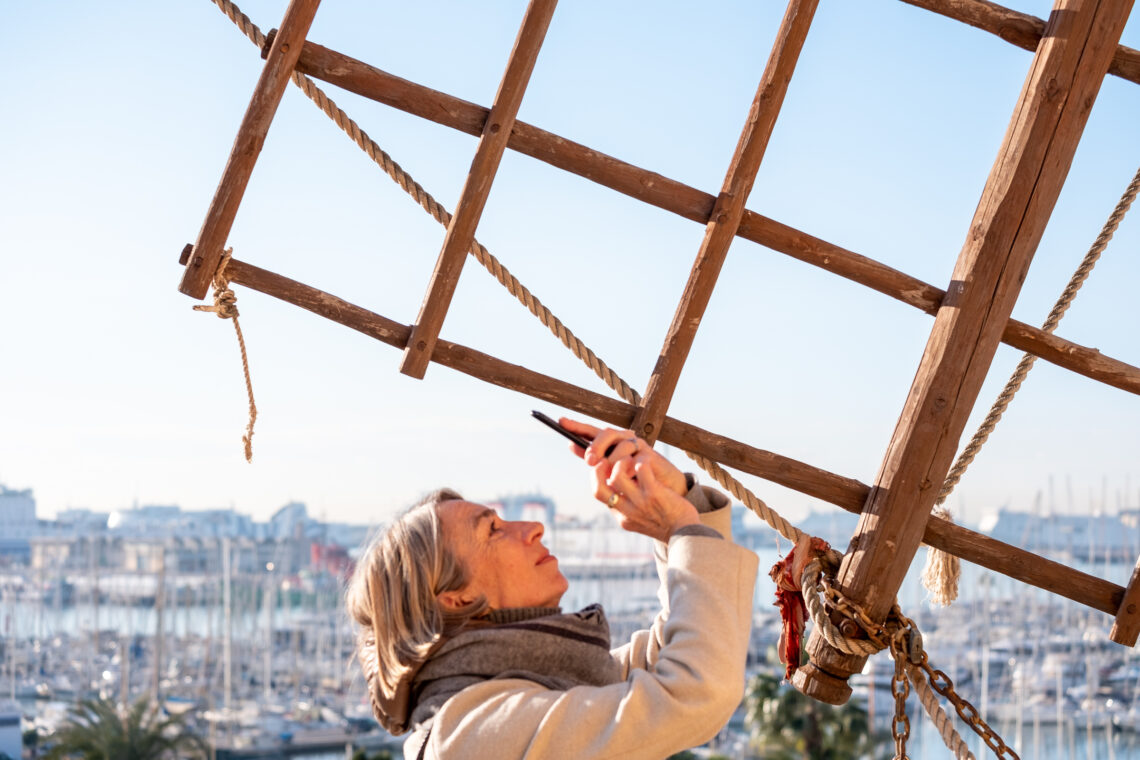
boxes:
[531,410,620,456]
[531,410,592,449]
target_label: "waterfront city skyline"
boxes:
[1,2,1138,529]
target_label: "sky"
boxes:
[1,1,1138,534]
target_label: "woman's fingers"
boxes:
[585,429,630,465]
[607,453,641,497]
[559,417,599,439]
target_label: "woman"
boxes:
[346,418,759,759]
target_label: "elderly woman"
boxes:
[346,418,759,759]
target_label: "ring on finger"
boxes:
[607,492,621,508]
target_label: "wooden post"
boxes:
[179,0,322,299]
[632,0,819,443]
[794,0,1136,705]
[398,0,558,379]
[179,251,1130,620]
[289,40,1140,396]
[1111,554,1140,645]
[898,0,1140,86]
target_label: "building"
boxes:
[0,484,37,562]
[978,508,1140,562]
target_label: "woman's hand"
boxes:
[559,418,688,497]
[560,418,697,542]
[607,454,700,542]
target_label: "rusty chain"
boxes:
[812,572,1019,760]
[889,629,912,759]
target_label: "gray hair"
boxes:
[345,489,488,724]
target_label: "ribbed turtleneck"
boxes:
[485,606,561,624]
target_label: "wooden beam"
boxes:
[632,0,819,443]
[178,0,322,299]
[796,0,1136,705]
[899,0,1140,86]
[290,40,1140,396]
[399,0,557,379]
[1111,553,1140,645]
[179,248,1127,618]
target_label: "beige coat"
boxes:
[405,502,759,760]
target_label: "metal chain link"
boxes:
[893,614,1020,760]
[889,629,912,760]
[920,657,1019,759]
[812,577,1019,760]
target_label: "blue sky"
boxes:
[1,1,1138,531]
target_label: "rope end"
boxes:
[921,506,960,606]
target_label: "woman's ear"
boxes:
[437,590,473,611]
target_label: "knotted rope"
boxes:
[193,248,258,462]
[922,163,1140,605]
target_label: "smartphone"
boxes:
[531,410,592,449]
[531,410,619,456]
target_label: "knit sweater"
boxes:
[404,486,759,760]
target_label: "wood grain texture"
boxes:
[184,250,1125,618]
[632,0,819,444]
[900,0,1140,86]
[292,40,1140,396]
[812,0,1136,688]
[399,0,557,379]
[1112,555,1140,645]
[178,0,322,299]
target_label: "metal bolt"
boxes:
[416,340,427,351]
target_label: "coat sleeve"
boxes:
[611,482,734,677]
[413,532,759,760]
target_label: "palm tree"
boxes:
[745,672,891,760]
[43,697,208,760]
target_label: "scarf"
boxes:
[407,604,622,732]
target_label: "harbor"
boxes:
[4,497,1140,758]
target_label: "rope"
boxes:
[799,560,879,656]
[937,164,1140,504]
[193,248,258,462]
[209,0,638,406]
[906,661,975,760]
[207,0,810,547]
[922,163,1140,604]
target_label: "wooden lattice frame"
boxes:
[178,0,1140,703]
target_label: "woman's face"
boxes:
[437,500,569,610]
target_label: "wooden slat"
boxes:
[796,0,1136,705]
[179,248,1126,617]
[178,0,323,299]
[291,40,1140,396]
[900,0,1140,86]
[398,0,557,379]
[1111,553,1140,644]
[632,0,819,443]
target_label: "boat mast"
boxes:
[223,537,232,745]
[152,544,165,703]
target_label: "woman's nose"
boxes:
[520,521,544,543]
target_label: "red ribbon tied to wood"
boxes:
[769,534,831,680]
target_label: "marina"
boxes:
[4,503,1140,758]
